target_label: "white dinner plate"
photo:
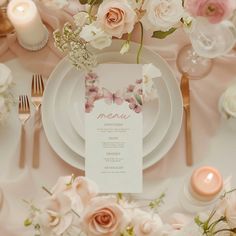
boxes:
[42,40,183,170]
[53,57,171,157]
[68,77,160,140]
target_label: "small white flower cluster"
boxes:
[0,64,14,125]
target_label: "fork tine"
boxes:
[26,95,30,111]
[40,75,44,93]
[36,75,39,94]
[32,75,35,96]
[18,96,22,111]
[37,74,40,94]
[23,95,26,111]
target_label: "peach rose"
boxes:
[185,0,236,24]
[80,196,129,236]
[96,0,137,38]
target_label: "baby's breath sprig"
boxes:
[53,23,97,71]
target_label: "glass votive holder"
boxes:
[179,166,223,214]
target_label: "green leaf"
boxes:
[148,192,165,210]
[194,216,203,227]
[134,94,143,106]
[24,218,32,227]
[79,0,88,4]
[152,28,177,39]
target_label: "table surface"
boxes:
[1,36,236,235]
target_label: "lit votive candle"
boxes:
[190,166,223,201]
[7,0,48,51]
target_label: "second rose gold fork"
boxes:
[18,95,30,168]
[31,74,44,168]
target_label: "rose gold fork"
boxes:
[180,74,193,166]
[31,74,44,168]
[18,95,30,168]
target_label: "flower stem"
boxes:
[88,1,96,23]
[136,21,144,64]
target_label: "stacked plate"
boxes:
[42,40,183,170]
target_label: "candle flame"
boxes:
[16,5,25,13]
[204,172,214,184]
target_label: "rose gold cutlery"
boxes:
[180,74,193,166]
[31,74,44,168]
[18,95,30,168]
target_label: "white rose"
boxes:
[0,64,12,93]
[143,63,161,99]
[141,0,184,31]
[74,12,89,27]
[80,23,112,50]
[222,85,236,117]
[132,209,163,236]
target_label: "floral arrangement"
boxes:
[24,175,167,236]
[0,64,14,125]
[85,63,161,113]
[52,0,236,70]
[23,174,236,236]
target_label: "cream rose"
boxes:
[39,194,73,235]
[80,23,112,49]
[80,196,129,236]
[96,0,137,38]
[141,0,184,31]
[51,176,98,214]
[132,209,163,236]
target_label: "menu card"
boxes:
[85,64,143,193]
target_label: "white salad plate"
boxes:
[42,40,183,170]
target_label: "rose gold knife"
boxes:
[180,74,193,166]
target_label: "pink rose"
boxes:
[80,196,129,236]
[132,209,163,236]
[185,0,236,23]
[96,0,137,38]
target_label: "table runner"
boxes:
[0,5,236,235]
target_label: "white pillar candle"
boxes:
[7,0,48,50]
